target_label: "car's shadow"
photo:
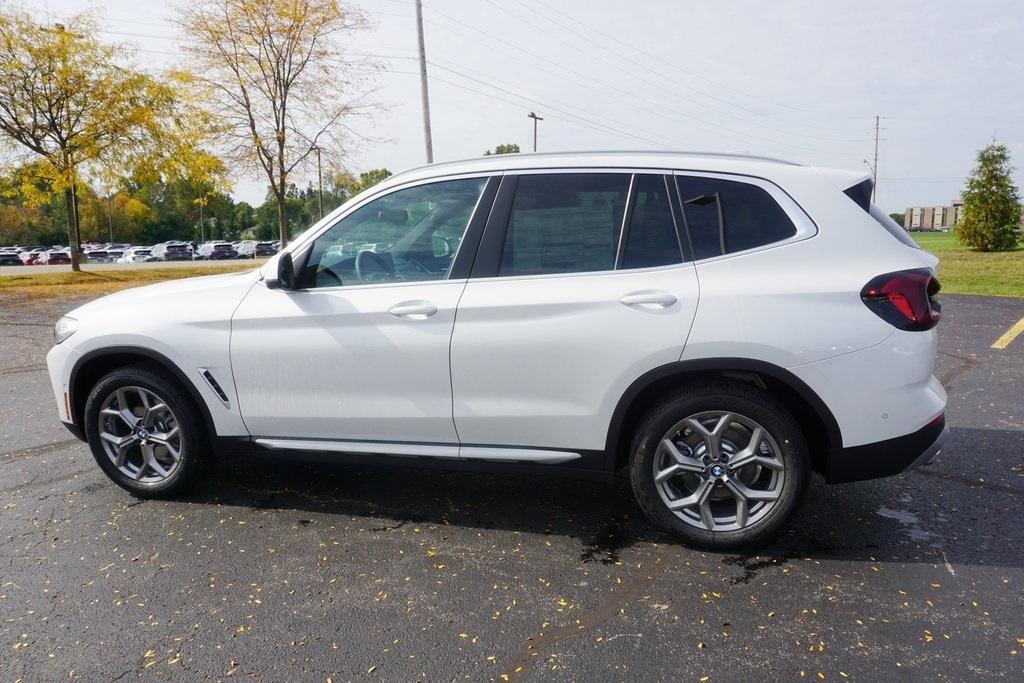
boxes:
[185,426,1024,569]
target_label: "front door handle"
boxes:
[620,291,677,308]
[388,300,438,318]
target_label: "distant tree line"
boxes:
[0,0,381,266]
[0,166,391,246]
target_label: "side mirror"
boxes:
[267,252,296,290]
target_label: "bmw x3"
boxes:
[46,151,947,548]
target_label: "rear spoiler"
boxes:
[843,178,874,211]
[814,167,874,209]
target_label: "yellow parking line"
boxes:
[991,315,1024,350]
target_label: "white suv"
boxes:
[46,152,946,548]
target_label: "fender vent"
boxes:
[199,368,230,406]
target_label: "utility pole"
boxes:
[871,115,880,202]
[415,0,433,163]
[527,111,543,152]
[314,146,323,220]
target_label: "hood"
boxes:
[69,268,262,321]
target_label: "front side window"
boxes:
[499,173,631,276]
[303,177,487,288]
[676,175,797,260]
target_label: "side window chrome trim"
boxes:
[672,170,817,264]
[288,278,469,295]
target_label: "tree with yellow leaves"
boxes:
[176,0,380,246]
[0,5,223,269]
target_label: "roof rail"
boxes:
[391,149,801,180]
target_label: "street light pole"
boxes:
[527,111,543,152]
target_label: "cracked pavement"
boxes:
[1,291,1022,681]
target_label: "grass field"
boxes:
[912,231,1024,298]
[0,262,258,304]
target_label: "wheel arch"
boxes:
[606,358,841,475]
[69,346,218,441]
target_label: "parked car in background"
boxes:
[84,249,112,263]
[0,250,23,266]
[197,241,239,260]
[20,248,46,265]
[117,247,155,263]
[37,250,71,265]
[236,240,277,258]
[151,242,194,261]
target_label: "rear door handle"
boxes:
[619,291,677,308]
[388,300,438,318]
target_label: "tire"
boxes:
[83,364,212,498]
[629,380,809,550]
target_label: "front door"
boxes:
[230,176,493,444]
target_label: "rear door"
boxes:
[450,171,700,460]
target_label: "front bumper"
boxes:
[824,414,948,484]
[46,342,85,441]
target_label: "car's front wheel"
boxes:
[84,365,211,498]
[629,380,809,550]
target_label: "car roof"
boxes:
[383,150,801,186]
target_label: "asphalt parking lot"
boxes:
[1,292,1022,681]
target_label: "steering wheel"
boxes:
[354,249,394,281]
[402,256,433,274]
[317,266,343,287]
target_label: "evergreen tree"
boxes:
[956,143,1022,251]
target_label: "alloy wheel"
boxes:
[97,386,183,485]
[652,410,786,532]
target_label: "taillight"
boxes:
[861,268,941,331]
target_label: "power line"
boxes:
[490,0,863,142]
[428,74,674,150]
[426,60,679,150]
[527,0,870,123]
[427,58,696,150]
[420,3,862,158]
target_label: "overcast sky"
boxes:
[36,0,1024,213]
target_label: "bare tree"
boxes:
[177,0,379,246]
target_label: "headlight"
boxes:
[54,316,78,344]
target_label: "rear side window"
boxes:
[676,176,797,259]
[499,173,630,276]
[620,175,683,269]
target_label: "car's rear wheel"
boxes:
[84,365,211,498]
[629,380,809,550]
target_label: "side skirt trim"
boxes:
[253,438,580,464]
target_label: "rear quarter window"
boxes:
[675,176,797,259]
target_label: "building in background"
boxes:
[904,201,1024,231]
[904,202,962,231]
